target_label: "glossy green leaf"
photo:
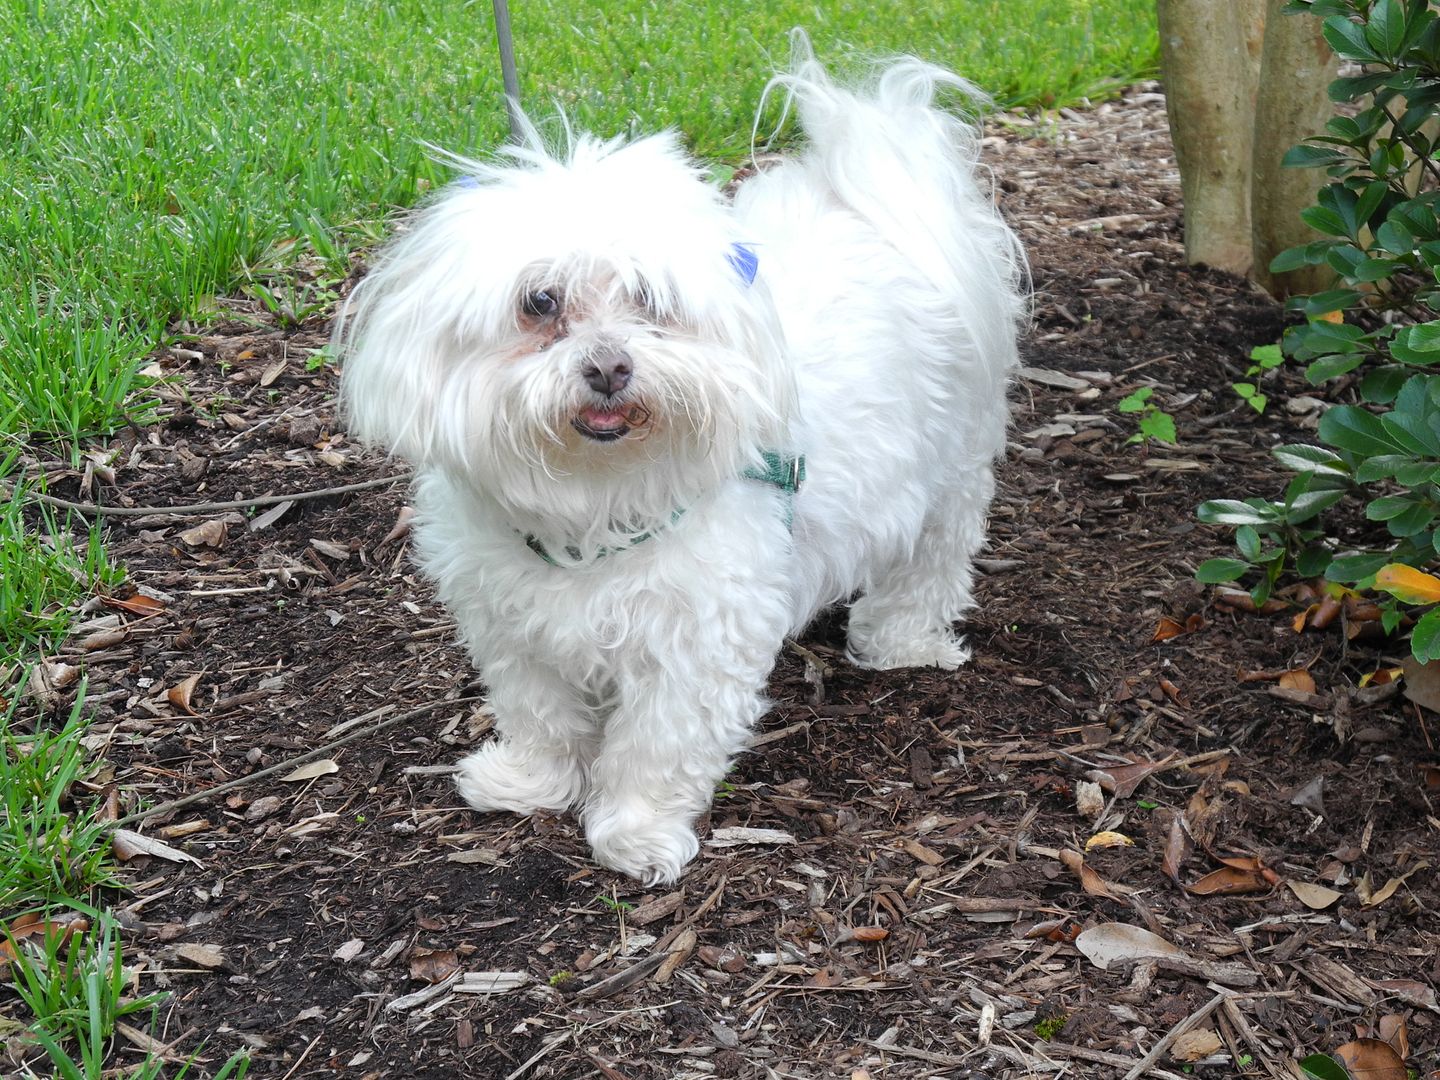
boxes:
[1299,1053,1350,1080]
[1412,608,1440,662]
[1197,500,1278,527]
[1325,14,1385,61]
[1272,444,1349,476]
[1320,404,1406,456]
[1197,558,1252,584]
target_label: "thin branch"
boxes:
[6,473,410,519]
[111,695,484,827]
[1379,102,1440,187]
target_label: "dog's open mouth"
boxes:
[572,404,650,443]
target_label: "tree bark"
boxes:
[1157,0,1266,275]
[1251,0,1341,297]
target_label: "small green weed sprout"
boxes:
[1117,386,1177,446]
[1232,343,1285,413]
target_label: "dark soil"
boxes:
[9,84,1439,1080]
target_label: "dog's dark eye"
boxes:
[522,289,560,318]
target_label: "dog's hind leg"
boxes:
[845,461,996,671]
[455,660,597,816]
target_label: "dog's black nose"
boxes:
[581,349,633,396]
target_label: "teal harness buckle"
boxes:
[522,451,804,567]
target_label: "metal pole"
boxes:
[491,0,523,142]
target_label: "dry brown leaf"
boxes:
[1366,979,1437,1011]
[1215,587,1288,614]
[1287,879,1344,910]
[1279,669,1317,694]
[166,674,202,715]
[1151,615,1187,643]
[1162,814,1189,883]
[408,947,460,984]
[1075,779,1105,819]
[1294,603,1320,633]
[1171,1029,1223,1062]
[382,505,416,545]
[1364,861,1429,908]
[179,519,227,548]
[851,926,889,942]
[1311,593,1343,630]
[1335,1038,1407,1080]
[1059,849,1132,899]
[1074,922,1187,970]
[0,915,89,974]
[1089,755,1176,799]
[112,828,204,866]
[1377,1014,1408,1059]
[1024,918,1083,943]
[279,758,340,783]
[1187,865,1272,896]
[260,356,287,387]
[1403,656,1440,714]
[101,592,166,617]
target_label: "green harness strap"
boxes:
[521,451,805,567]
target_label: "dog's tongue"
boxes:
[578,406,629,433]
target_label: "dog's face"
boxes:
[339,133,794,524]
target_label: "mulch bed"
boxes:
[9,83,1439,1080]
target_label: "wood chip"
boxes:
[653,929,697,984]
[1019,366,1091,391]
[174,943,225,969]
[707,827,796,848]
[454,971,529,994]
[627,890,684,926]
[902,839,945,866]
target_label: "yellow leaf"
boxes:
[1085,830,1135,851]
[1315,310,1344,325]
[1374,564,1440,605]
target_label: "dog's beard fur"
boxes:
[338,132,795,552]
[337,34,1025,883]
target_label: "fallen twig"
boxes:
[7,473,409,519]
[1122,990,1228,1080]
[112,694,484,827]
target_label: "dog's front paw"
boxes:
[455,741,586,816]
[584,801,700,885]
[848,630,971,671]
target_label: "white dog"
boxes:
[338,38,1024,884]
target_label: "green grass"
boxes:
[0,478,125,659]
[0,689,119,910]
[0,687,252,1078]
[0,0,1158,450]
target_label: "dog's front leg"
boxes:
[455,659,598,816]
[582,658,772,885]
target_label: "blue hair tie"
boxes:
[727,243,759,286]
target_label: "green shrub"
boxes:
[1197,0,1440,658]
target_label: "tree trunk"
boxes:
[1251,0,1341,297]
[1157,0,1266,275]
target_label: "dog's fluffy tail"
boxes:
[763,31,1026,366]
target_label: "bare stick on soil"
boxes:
[112,695,485,827]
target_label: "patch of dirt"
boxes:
[10,84,1439,1079]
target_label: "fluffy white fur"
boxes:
[337,39,1025,884]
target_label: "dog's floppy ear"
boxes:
[334,193,483,465]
